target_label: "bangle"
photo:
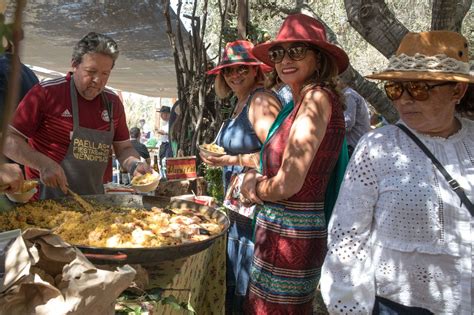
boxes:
[238,154,243,167]
[250,153,259,169]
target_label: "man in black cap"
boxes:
[157,106,173,167]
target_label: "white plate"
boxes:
[131,172,161,193]
[6,188,37,203]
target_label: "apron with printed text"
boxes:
[40,76,114,199]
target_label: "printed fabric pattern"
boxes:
[247,85,345,314]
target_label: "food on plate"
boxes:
[0,200,224,248]
[131,173,157,186]
[19,180,39,193]
[201,143,226,154]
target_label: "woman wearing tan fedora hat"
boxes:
[201,39,281,314]
[238,13,348,314]
[321,31,474,314]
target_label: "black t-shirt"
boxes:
[131,139,150,160]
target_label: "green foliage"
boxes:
[221,18,270,44]
[0,14,13,54]
[202,164,224,202]
[116,287,195,314]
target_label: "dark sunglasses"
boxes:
[268,44,315,64]
[221,65,250,76]
[384,81,455,101]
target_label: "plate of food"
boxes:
[130,172,160,193]
[199,143,226,158]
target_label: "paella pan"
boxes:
[0,194,229,264]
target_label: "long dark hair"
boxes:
[264,46,343,106]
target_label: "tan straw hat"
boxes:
[366,31,474,83]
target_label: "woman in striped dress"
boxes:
[239,14,349,314]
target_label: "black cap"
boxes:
[158,106,171,113]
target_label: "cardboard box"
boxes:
[165,156,197,180]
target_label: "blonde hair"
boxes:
[214,66,265,100]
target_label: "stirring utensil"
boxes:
[67,187,94,213]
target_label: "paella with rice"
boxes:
[0,199,224,248]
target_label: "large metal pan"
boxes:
[6,194,229,265]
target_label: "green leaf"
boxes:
[180,302,196,313]
[161,295,182,310]
[145,287,164,300]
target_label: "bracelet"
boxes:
[238,154,243,167]
[250,153,259,169]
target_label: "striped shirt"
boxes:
[10,73,129,180]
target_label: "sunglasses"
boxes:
[384,81,455,101]
[221,65,250,76]
[268,44,315,64]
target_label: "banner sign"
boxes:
[165,156,197,180]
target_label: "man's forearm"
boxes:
[3,132,53,171]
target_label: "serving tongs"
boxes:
[67,187,94,213]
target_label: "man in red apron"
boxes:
[4,32,151,199]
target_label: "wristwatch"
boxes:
[129,160,142,175]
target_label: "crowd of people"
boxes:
[200,13,473,315]
[1,11,473,315]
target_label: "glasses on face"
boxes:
[268,43,314,64]
[221,65,250,77]
[384,81,455,101]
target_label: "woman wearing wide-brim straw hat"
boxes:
[201,39,281,314]
[321,31,474,314]
[239,13,348,314]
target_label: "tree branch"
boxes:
[344,0,408,58]
[431,0,472,31]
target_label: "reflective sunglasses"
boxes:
[221,65,250,76]
[268,44,315,64]
[384,81,455,101]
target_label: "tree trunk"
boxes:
[344,0,408,58]
[306,9,400,122]
[431,0,472,31]
[237,0,247,39]
[163,0,227,156]
[339,65,399,122]
[344,0,471,122]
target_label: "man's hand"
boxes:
[133,161,153,177]
[0,163,24,193]
[39,159,68,193]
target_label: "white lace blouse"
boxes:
[321,118,474,315]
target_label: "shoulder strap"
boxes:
[396,123,474,216]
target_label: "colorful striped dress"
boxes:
[246,86,345,314]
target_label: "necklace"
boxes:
[231,93,250,119]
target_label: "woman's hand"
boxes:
[240,169,266,205]
[199,153,236,167]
